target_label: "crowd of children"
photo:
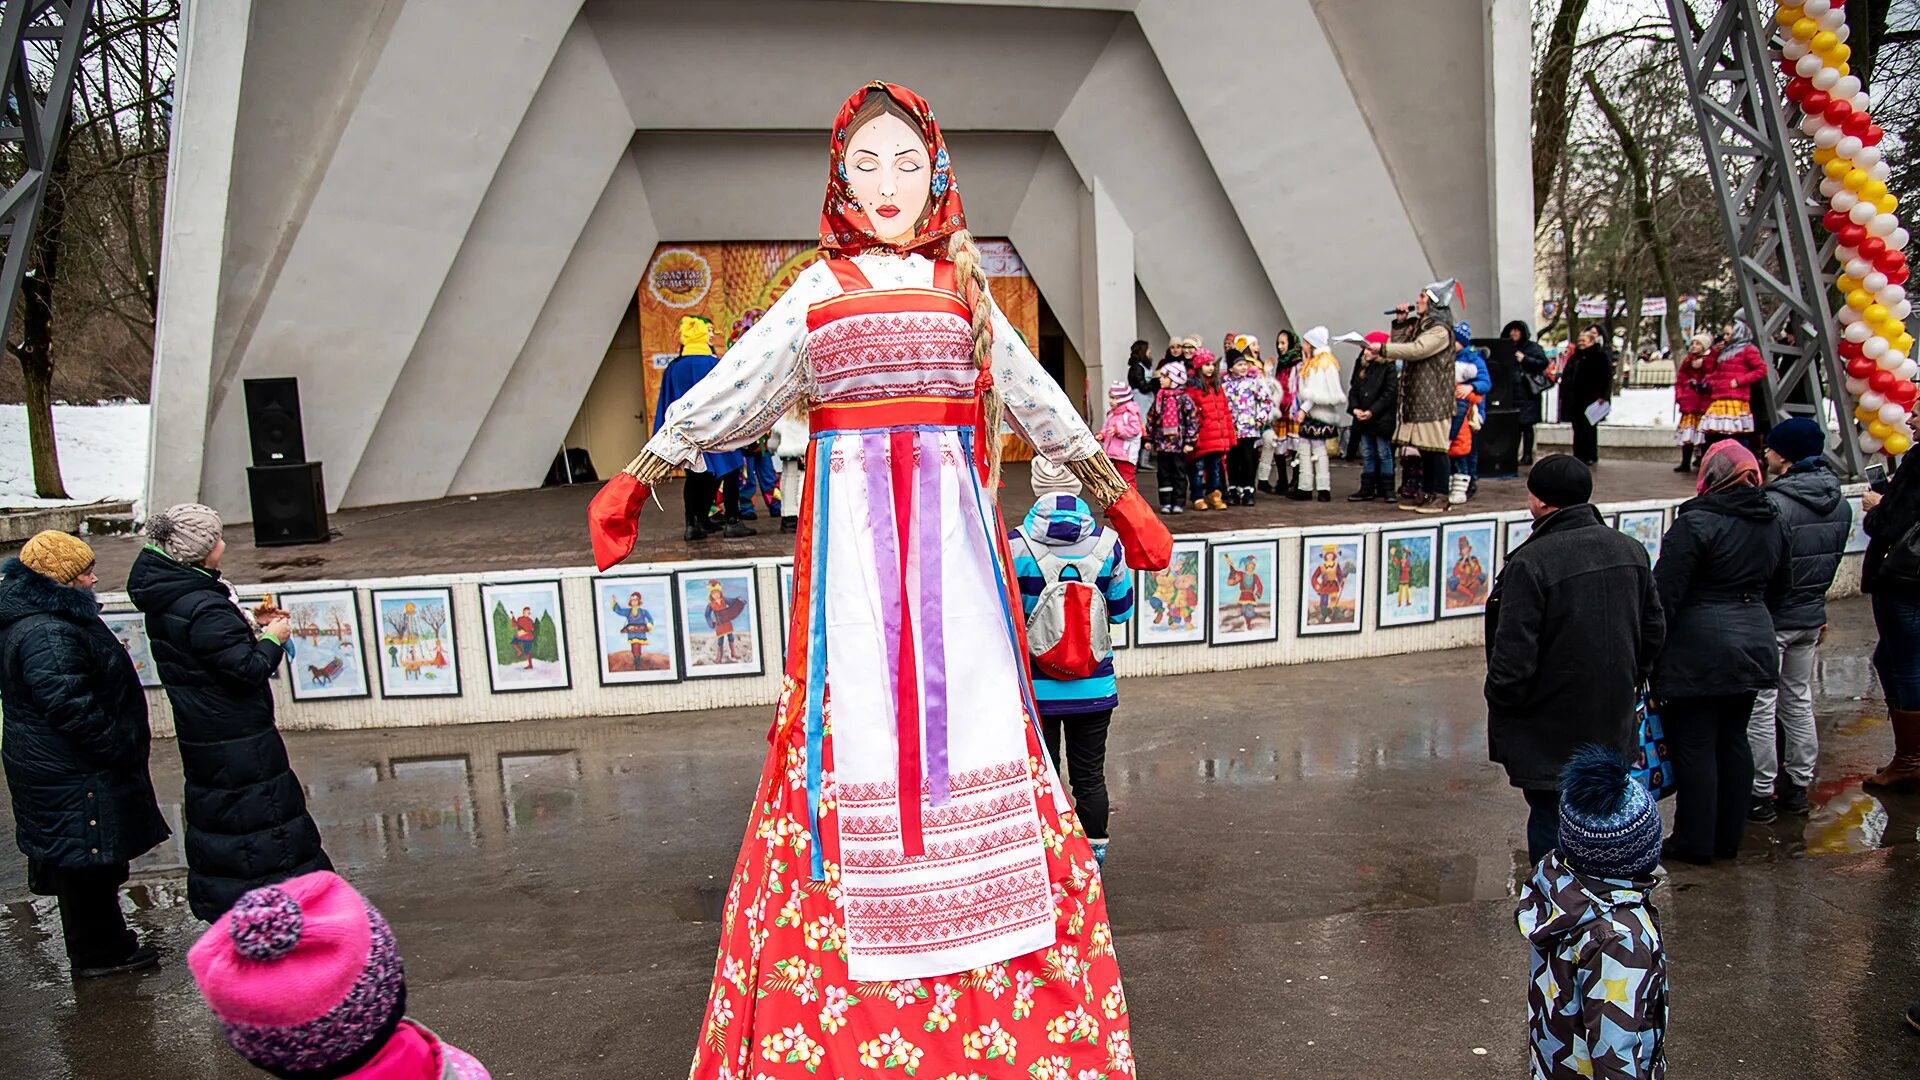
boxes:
[1671,317,1771,473]
[1118,322,1500,514]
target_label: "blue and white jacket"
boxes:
[1008,494,1133,716]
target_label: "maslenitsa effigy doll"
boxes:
[587,82,1171,1078]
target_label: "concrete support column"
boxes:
[1080,177,1135,423]
[146,0,252,514]
[1484,0,1537,327]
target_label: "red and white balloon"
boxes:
[1779,0,1915,457]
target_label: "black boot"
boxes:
[722,519,757,539]
[1674,444,1694,472]
[1347,475,1375,502]
[685,523,711,542]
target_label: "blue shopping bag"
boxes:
[1629,692,1677,800]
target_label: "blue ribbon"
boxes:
[958,430,1053,760]
[804,432,835,881]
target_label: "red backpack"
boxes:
[1021,533,1117,680]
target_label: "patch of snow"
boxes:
[0,403,149,509]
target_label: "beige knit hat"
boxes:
[147,503,224,564]
[19,530,95,584]
[1030,457,1083,499]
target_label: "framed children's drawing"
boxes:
[1439,520,1497,619]
[594,574,680,685]
[280,589,372,701]
[1299,532,1365,636]
[1503,517,1535,560]
[1208,539,1279,645]
[99,611,159,688]
[1616,508,1667,565]
[1845,495,1869,554]
[677,568,765,679]
[778,562,795,661]
[1378,526,1439,628]
[479,580,572,693]
[370,587,461,698]
[1134,538,1208,647]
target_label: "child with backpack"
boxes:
[1010,459,1134,868]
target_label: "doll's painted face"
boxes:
[845,111,931,247]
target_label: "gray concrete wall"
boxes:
[154,0,1533,517]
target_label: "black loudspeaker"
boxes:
[244,377,307,465]
[1478,336,1521,477]
[247,462,329,546]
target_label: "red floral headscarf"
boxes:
[818,81,968,260]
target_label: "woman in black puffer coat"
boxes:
[1650,441,1791,864]
[1503,321,1551,464]
[126,505,330,921]
[0,537,170,976]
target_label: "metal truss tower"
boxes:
[1666,0,1861,476]
[1,0,92,343]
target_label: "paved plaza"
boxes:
[2,599,1916,1078]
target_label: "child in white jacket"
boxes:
[768,403,809,534]
[1295,326,1349,502]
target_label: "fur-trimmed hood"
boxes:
[0,556,103,627]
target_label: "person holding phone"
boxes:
[1863,410,1920,795]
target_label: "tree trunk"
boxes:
[1532,0,1593,225]
[12,146,70,499]
[1586,72,1686,354]
[1846,0,1891,88]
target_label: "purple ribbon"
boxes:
[862,432,904,739]
[918,431,950,807]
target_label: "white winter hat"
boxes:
[1304,326,1330,352]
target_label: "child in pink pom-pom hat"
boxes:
[187,871,489,1079]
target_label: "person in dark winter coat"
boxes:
[1383,279,1460,512]
[126,504,332,921]
[1745,418,1850,822]
[1650,441,1791,864]
[1346,331,1398,501]
[1560,326,1614,465]
[1504,320,1551,465]
[0,533,170,978]
[1862,410,1920,794]
[1486,457,1665,863]
[1517,747,1667,1080]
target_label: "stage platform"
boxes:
[70,457,1702,587]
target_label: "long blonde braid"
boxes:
[949,228,1005,492]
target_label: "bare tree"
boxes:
[1586,70,1685,350]
[2,1,176,497]
[1532,0,1594,225]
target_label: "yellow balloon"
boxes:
[1878,194,1899,215]
[1813,147,1837,166]
[1838,62,1851,77]
[1825,157,1853,180]
[1897,333,1916,355]
[1844,169,1871,192]
[1831,43,1852,64]
[1792,16,1819,39]
[1848,288,1874,310]
[1866,303,1892,324]
[1837,274,1862,295]
[1858,405,1878,423]
[1889,432,1916,456]
[1811,30,1838,53]
[1777,5,1803,27]
[1863,180,1890,202]
[1870,419,1893,439]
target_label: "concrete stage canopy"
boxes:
[149,0,1534,520]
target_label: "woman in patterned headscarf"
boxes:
[589,82,1164,1080]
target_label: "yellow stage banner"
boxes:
[637,240,1041,441]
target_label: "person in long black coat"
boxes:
[126,504,331,921]
[1560,326,1614,465]
[1650,441,1791,864]
[1486,457,1665,863]
[0,535,170,977]
[1503,320,1551,464]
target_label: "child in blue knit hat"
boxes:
[1516,746,1668,1079]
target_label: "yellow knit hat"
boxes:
[679,315,715,356]
[19,530,95,584]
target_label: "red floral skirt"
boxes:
[688,679,1135,1079]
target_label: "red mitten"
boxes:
[1106,488,1172,571]
[588,473,652,571]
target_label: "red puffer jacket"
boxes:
[1673,352,1714,415]
[1705,343,1765,404]
[1186,384,1237,456]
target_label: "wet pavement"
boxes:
[3,597,1916,1077]
[59,458,1703,587]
